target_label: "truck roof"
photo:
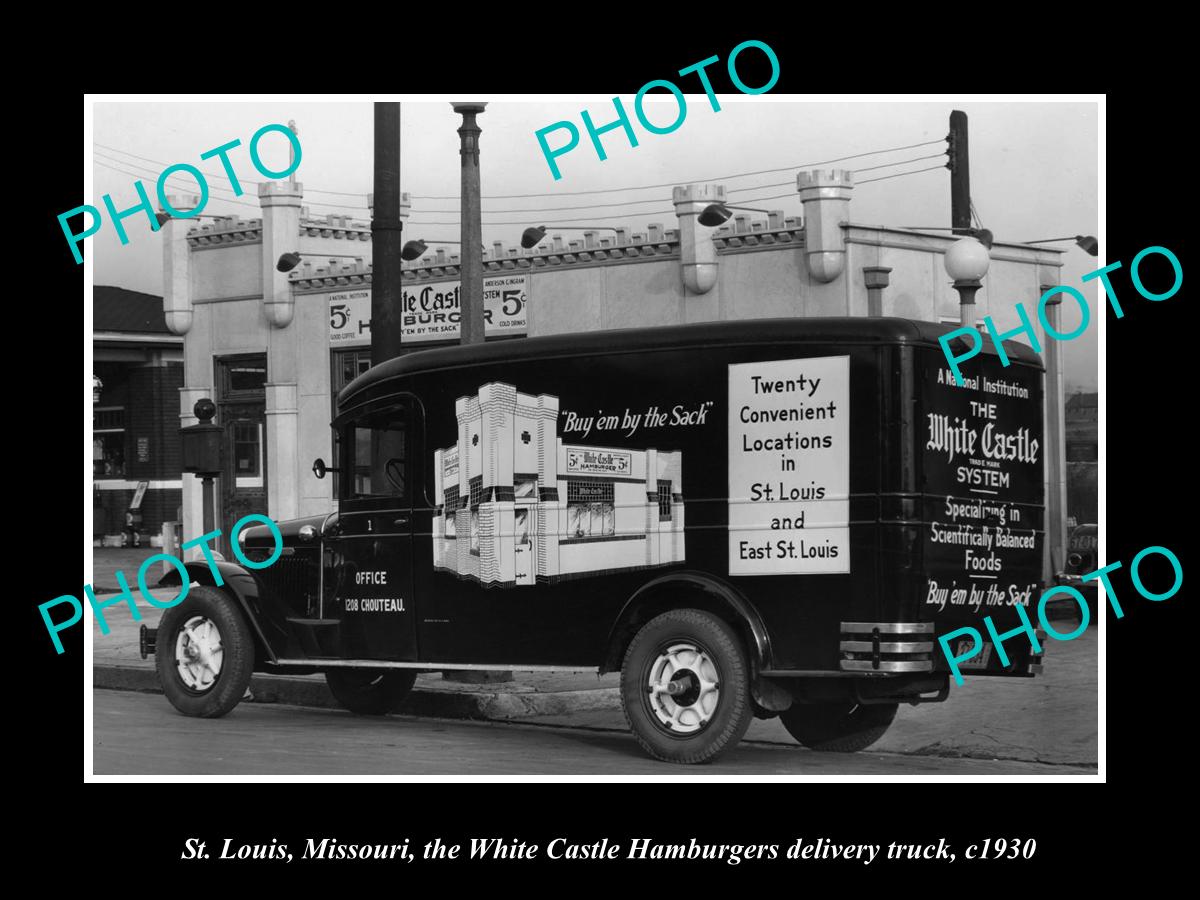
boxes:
[338,316,1043,410]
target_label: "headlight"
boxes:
[238,528,248,548]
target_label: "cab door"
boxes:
[332,400,418,661]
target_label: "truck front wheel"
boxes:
[779,701,898,752]
[620,609,752,764]
[155,585,255,718]
[325,669,417,715]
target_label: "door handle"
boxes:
[394,516,410,528]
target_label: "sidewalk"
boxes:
[91,575,1097,767]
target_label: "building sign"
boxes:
[328,290,372,346]
[327,276,529,347]
[402,274,529,344]
[728,356,850,576]
[442,447,459,480]
[565,448,632,477]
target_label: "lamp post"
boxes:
[944,237,991,328]
[453,103,487,346]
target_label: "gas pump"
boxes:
[180,398,222,545]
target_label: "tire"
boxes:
[779,701,898,752]
[325,669,417,715]
[620,608,752,764]
[155,585,255,718]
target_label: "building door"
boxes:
[514,505,535,586]
[216,355,268,555]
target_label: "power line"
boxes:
[851,152,947,174]
[410,138,947,199]
[93,141,369,198]
[94,157,369,216]
[856,164,946,185]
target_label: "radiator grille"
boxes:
[245,549,319,616]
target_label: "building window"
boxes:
[567,480,616,539]
[233,423,261,477]
[469,510,480,555]
[515,508,532,546]
[657,479,673,522]
[93,407,125,478]
[219,358,268,397]
[443,485,459,539]
[514,474,538,501]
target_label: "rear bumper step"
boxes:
[839,621,934,673]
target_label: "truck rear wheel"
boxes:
[325,669,417,715]
[620,609,752,764]
[779,701,898,752]
[155,585,255,718]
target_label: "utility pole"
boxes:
[370,103,405,495]
[948,110,971,235]
[453,103,487,345]
[371,103,404,367]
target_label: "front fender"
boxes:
[600,571,773,674]
[159,561,283,664]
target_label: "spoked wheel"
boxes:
[779,701,899,752]
[621,609,752,764]
[325,668,417,715]
[155,585,255,718]
[645,643,722,735]
[174,616,224,692]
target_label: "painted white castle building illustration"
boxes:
[433,383,685,587]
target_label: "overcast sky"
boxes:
[91,98,1098,391]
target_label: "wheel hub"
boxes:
[175,616,224,692]
[646,642,720,734]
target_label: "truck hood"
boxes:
[240,512,337,547]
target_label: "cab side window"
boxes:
[339,404,410,501]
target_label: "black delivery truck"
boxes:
[146,317,1046,764]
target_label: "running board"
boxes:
[270,658,595,672]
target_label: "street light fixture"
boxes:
[697,203,774,227]
[154,211,230,227]
[520,225,621,250]
[401,239,486,261]
[944,236,991,329]
[275,252,364,273]
[901,225,995,249]
[1021,235,1099,256]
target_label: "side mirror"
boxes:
[312,458,327,479]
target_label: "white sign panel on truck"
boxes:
[728,355,851,575]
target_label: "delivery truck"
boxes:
[145,316,1046,764]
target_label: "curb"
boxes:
[93,663,621,721]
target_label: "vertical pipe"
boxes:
[1041,285,1068,583]
[454,103,487,345]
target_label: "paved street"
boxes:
[93,689,1093,776]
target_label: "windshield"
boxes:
[339,404,409,501]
